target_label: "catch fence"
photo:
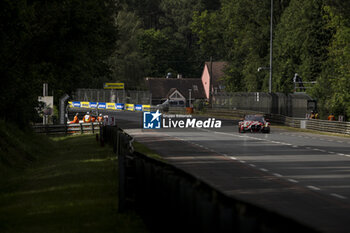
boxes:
[32,122,101,135]
[73,89,151,105]
[212,92,314,118]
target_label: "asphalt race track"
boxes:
[114,111,350,233]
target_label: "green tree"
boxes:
[108,10,147,88]
[191,10,225,60]
[273,0,330,93]
[0,0,118,126]
[313,4,350,118]
[220,0,272,92]
[139,27,193,77]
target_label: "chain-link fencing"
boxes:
[212,92,314,118]
[72,89,151,105]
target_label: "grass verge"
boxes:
[0,131,149,233]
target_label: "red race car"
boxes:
[238,115,270,133]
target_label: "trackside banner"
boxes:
[81,101,90,108]
[142,105,151,111]
[135,105,143,111]
[116,103,124,110]
[106,102,116,110]
[68,101,150,112]
[98,102,106,109]
[143,110,222,129]
[125,104,134,111]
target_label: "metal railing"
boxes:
[201,108,350,135]
[32,122,101,135]
[299,119,350,135]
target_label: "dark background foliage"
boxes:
[1,0,349,125]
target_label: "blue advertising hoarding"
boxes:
[116,103,124,110]
[98,102,106,109]
[135,105,143,111]
[90,102,98,108]
[72,101,81,108]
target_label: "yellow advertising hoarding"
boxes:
[142,105,151,111]
[103,82,124,89]
[81,101,90,108]
[125,104,134,111]
[106,103,116,110]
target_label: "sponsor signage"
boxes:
[72,101,81,108]
[135,105,143,111]
[98,102,106,109]
[116,103,124,110]
[103,82,124,89]
[90,102,98,108]
[106,102,116,110]
[67,101,153,113]
[81,101,90,108]
[142,105,151,112]
[125,104,134,111]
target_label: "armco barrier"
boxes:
[301,119,350,134]
[205,108,350,135]
[33,122,100,135]
[100,126,318,233]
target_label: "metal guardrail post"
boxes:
[80,123,83,134]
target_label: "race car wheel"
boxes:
[238,127,244,133]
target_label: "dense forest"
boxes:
[1,0,350,125]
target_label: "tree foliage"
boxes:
[0,0,117,126]
[108,10,146,88]
[273,0,330,93]
[312,4,350,117]
[2,0,350,123]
